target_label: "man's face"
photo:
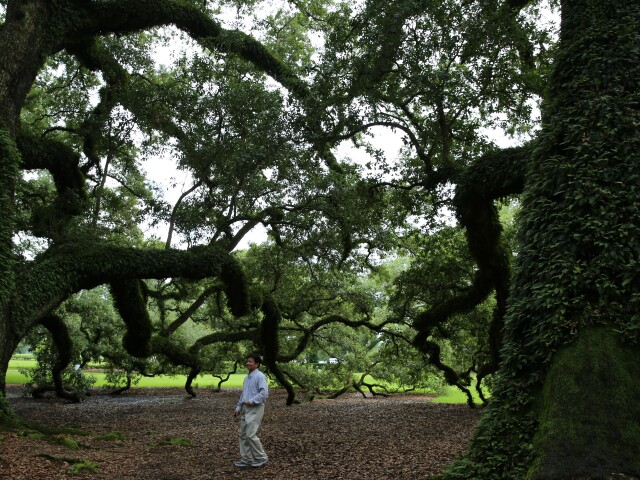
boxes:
[246,357,258,372]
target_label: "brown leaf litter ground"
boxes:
[1,386,481,480]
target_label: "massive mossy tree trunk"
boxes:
[0,0,54,410]
[442,0,640,478]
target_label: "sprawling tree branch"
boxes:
[280,314,396,363]
[110,279,153,357]
[70,0,309,99]
[13,243,249,336]
[35,314,80,402]
[162,285,219,336]
[412,144,531,401]
[17,131,88,238]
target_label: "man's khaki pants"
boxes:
[239,404,267,463]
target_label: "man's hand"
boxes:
[233,410,241,417]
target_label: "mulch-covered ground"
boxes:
[1,385,482,480]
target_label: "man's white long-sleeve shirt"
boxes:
[236,369,268,412]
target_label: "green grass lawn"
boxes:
[432,384,488,404]
[84,373,247,389]
[7,359,246,389]
[7,358,37,370]
[6,357,481,403]
[358,373,489,404]
[6,368,30,384]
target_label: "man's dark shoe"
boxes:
[234,460,251,468]
[251,459,268,468]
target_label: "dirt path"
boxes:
[1,386,481,479]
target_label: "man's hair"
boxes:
[246,352,262,365]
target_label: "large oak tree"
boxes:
[1,0,639,478]
[444,1,640,477]
[311,0,640,477]
[0,0,393,408]
[0,0,314,410]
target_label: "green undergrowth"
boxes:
[153,436,192,447]
[19,428,88,449]
[35,425,91,437]
[38,454,98,475]
[94,431,125,441]
[7,358,246,388]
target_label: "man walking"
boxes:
[233,353,269,468]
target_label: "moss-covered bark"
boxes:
[526,326,640,479]
[110,280,153,358]
[12,243,248,334]
[76,0,308,99]
[440,0,640,478]
[0,127,21,419]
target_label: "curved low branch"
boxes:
[17,130,88,239]
[185,366,201,397]
[163,285,219,337]
[110,374,133,395]
[150,336,198,368]
[14,242,249,336]
[422,339,475,407]
[190,329,257,354]
[37,314,80,403]
[210,361,239,392]
[73,0,308,99]
[110,279,152,357]
[412,144,531,397]
[279,315,396,363]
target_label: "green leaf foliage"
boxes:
[0,1,639,478]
